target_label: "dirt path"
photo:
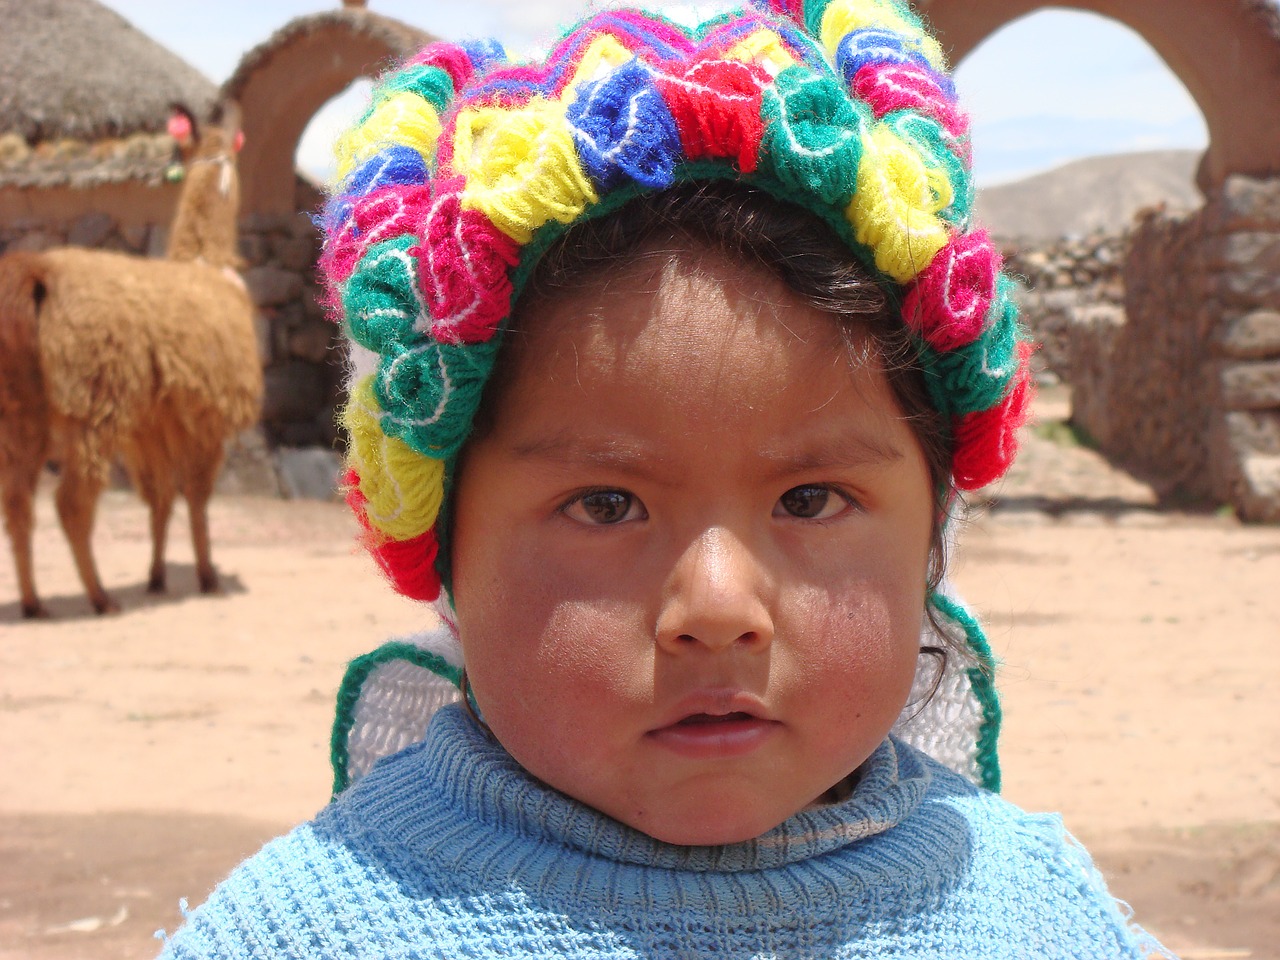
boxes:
[2,391,1278,959]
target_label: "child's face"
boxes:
[451,245,934,846]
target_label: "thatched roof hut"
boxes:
[0,0,219,189]
[0,0,217,144]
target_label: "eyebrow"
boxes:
[754,431,905,478]
[510,428,903,477]
[510,432,672,475]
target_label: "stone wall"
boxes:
[1068,176,1280,519]
[1003,231,1127,384]
[238,211,341,449]
[0,200,344,500]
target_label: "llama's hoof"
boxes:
[147,574,166,594]
[21,602,51,620]
[198,572,219,594]
[92,596,121,615]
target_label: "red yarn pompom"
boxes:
[344,470,442,602]
[902,230,1000,351]
[321,185,434,288]
[654,57,769,174]
[950,342,1035,490]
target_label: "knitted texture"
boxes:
[159,708,1171,960]
[320,0,1035,613]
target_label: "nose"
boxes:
[655,526,775,654]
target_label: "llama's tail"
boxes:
[0,252,49,411]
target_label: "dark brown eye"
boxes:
[776,485,847,520]
[566,490,642,525]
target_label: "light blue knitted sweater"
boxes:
[158,706,1165,959]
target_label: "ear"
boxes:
[214,99,244,153]
[168,103,199,153]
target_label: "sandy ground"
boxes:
[1,387,1277,960]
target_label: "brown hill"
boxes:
[974,150,1203,244]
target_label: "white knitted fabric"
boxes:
[342,578,991,788]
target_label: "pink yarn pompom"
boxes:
[321,185,434,288]
[417,177,521,344]
[950,341,1034,490]
[902,230,1000,351]
[410,42,478,90]
[851,62,968,139]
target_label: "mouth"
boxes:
[675,711,757,725]
[648,700,780,759]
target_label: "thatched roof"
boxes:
[223,8,435,101]
[0,0,217,144]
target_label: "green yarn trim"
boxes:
[329,641,462,798]
[761,66,867,208]
[802,0,836,38]
[377,335,503,461]
[920,278,1020,417]
[378,64,456,113]
[929,591,1002,793]
[342,235,419,354]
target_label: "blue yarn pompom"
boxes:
[461,38,507,74]
[567,59,681,191]
[838,28,954,98]
[326,146,429,233]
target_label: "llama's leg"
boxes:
[55,440,117,615]
[126,447,176,593]
[146,488,176,593]
[183,450,224,594]
[1,450,48,619]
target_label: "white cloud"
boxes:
[953,8,1207,185]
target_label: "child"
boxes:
[159,0,1172,956]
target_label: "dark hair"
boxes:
[474,181,964,667]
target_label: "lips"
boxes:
[647,693,780,759]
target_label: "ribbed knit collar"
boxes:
[353,705,933,874]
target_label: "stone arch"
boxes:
[918,0,1280,521]
[917,0,1280,191]
[222,9,435,218]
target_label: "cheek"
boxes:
[782,567,926,708]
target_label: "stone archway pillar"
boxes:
[915,0,1280,519]
[1068,179,1280,519]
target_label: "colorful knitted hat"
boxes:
[323,0,1033,798]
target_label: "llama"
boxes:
[0,102,263,617]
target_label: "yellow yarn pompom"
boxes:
[564,33,635,97]
[335,91,442,183]
[726,29,798,77]
[453,98,599,244]
[342,376,446,541]
[847,124,950,282]
[819,0,947,73]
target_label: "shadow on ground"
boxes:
[0,569,247,624]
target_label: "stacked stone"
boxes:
[1068,175,1280,520]
[1003,230,1127,384]
[237,210,339,450]
[0,131,175,190]
[0,207,171,257]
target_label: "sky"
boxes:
[96,0,1214,187]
